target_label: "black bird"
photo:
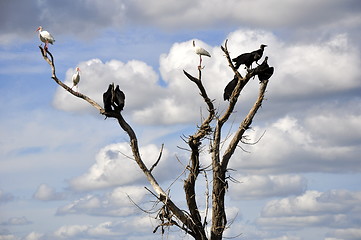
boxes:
[103,84,113,112]
[232,44,267,70]
[223,75,238,101]
[258,67,274,82]
[254,56,274,82]
[112,85,125,112]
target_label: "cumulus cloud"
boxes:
[257,190,361,230]
[52,58,165,114]
[57,186,147,217]
[0,233,19,240]
[51,29,361,128]
[304,100,361,147]
[33,184,65,201]
[23,232,45,240]
[229,174,306,200]
[52,219,153,240]
[53,224,89,239]
[69,142,176,191]
[326,228,361,240]
[229,115,361,174]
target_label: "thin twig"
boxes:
[126,194,159,214]
[203,170,210,229]
[150,143,164,172]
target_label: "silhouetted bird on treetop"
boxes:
[223,75,238,101]
[103,84,113,112]
[232,44,267,70]
[102,83,125,113]
[112,85,125,112]
[254,56,274,82]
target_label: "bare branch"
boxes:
[203,170,210,229]
[127,193,159,214]
[221,80,269,171]
[39,46,104,114]
[241,130,266,145]
[182,67,215,240]
[150,143,164,172]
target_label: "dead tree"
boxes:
[38,39,273,240]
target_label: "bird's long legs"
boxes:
[198,55,205,70]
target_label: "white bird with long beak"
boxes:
[36,26,55,50]
[193,40,211,69]
[71,67,81,91]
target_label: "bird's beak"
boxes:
[35,27,40,32]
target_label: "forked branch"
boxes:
[182,67,215,240]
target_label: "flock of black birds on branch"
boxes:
[102,83,125,114]
[223,44,274,101]
[101,43,274,113]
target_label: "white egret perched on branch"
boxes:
[36,26,55,50]
[193,40,211,69]
[71,67,81,91]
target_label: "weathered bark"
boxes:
[210,41,269,240]
[183,68,215,240]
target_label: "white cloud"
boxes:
[267,33,361,99]
[0,217,31,226]
[51,29,361,128]
[229,115,361,174]
[257,190,361,230]
[57,185,147,217]
[23,232,44,240]
[52,219,153,240]
[304,101,361,146]
[33,184,65,201]
[0,234,19,240]
[52,58,165,114]
[69,142,175,191]
[327,228,361,240]
[229,174,306,200]
[53,224,89,239]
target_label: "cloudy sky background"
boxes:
[1,0,361,239]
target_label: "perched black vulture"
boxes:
[258,67,274,82]
[113,85,125,112]
[103,84,113,112]
[254,56,274,82]
[232,44,267,70]
[223,75,238,101]
[252,44,267,65]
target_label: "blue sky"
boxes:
[1,0,361,239]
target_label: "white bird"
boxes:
[71,67,81,91]
[193,40,211,68]
[36,26,55,50]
